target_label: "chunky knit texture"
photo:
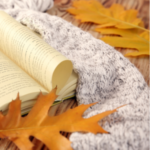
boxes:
[0,1,149,150]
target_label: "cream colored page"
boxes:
[0,11,73,93]
[0,51,48,111]
[58,71,78,96]
[57,84,76,100]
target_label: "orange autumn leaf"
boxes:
[0,88,125,150]
[67,0,145,31]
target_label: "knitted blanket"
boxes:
[0,0,149,150]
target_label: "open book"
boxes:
[0,11,78,114]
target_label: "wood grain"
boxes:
[0,0,149,149]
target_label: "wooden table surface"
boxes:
[0,0,149,149]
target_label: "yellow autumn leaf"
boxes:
[99,30,149,56]
[67,0,146,31]
[125,51,149,57]
[67,0,149,57]
[95,28,142,38]
[125,31,149,56]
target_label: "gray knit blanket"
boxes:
[0,0,149,150]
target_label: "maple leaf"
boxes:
[96,28,149,56]
[0,88,125,150]
[67,0,146,31]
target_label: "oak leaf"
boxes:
[0,88,125,150]
[67,0,149,57]
[96,28,149,56]
[67,0,145,30]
